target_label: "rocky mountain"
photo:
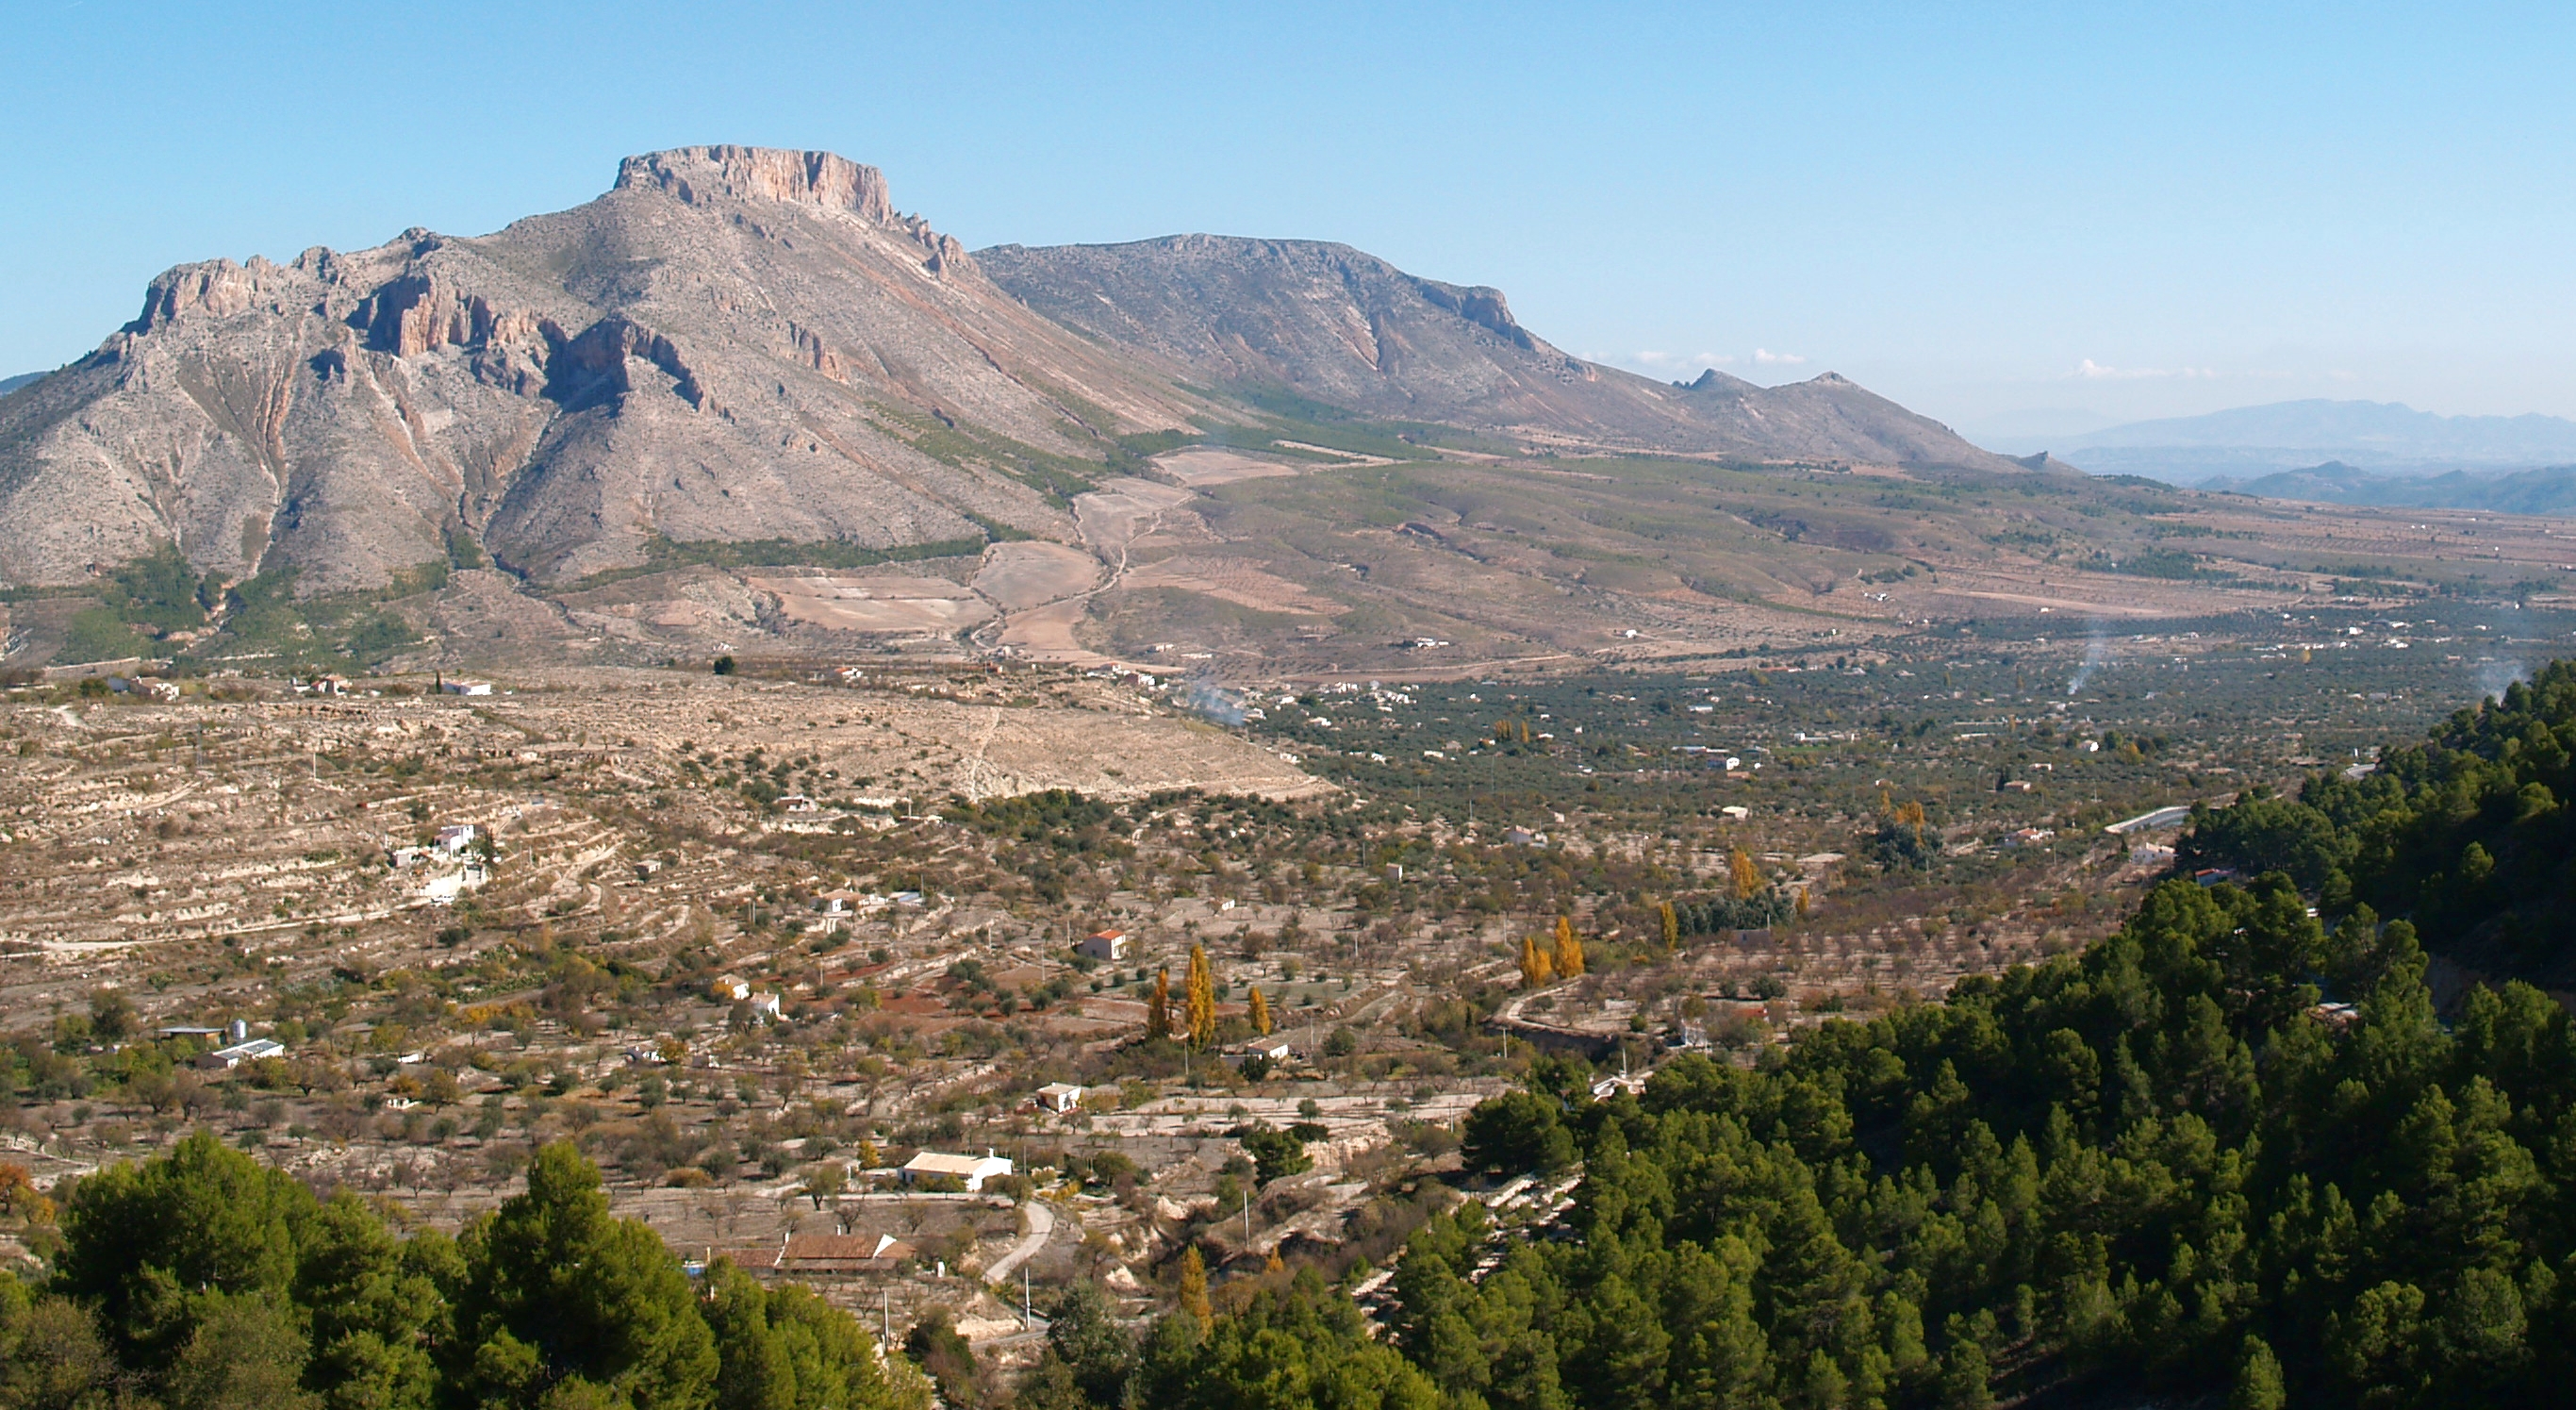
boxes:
[0,145,2021,603]
[0,147,1204,593]
[976,237,2022,469]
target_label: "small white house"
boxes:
[710,974,751,1002]
[1233,1037,1293,1062]
[200,1037,286,1070]
[900,1149,1014,1192]
[746,991,785,1020]
[1591,1071,1649,1101]
[434,824,478,854]
[1033,1083,1084,1113]
[439,678,494,696]
[1079,929,1129,962]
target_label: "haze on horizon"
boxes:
[3,1,2569,437]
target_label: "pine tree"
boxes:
[1247,986,1272,1036]
[1177,1246,1210,1329]
[449,1141,718,1410]
[1146,968,1172,1041]
[2229,1335,2285,1410]
[1658,901,1678,952]
[1185,944,1216,1049]
[1552,917,1585,978]
[1938,1341,1992,1410]
[1518,936,1556,987]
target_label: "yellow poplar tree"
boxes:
[1247,985,1273,1036]
[1146,968,1172,1041]
[1658,902,1679,952]
[1795,887,1812,919]
[1178,1244,1211,1328]
[1185,943,1216,1049]
[1892,798,1927,838]
[1552,917,1585,979]
[1730,848,1763,900]
[1518,935,1556,987]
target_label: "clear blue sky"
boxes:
[6,1,2573,437]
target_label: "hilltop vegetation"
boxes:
[2183,657,2576,984]
[2,1137,926,1410]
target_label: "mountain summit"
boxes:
[0,146,1200,592]
[0,146,2013,596]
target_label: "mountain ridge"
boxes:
[2035,398,2576,484]
[0,146,1208,593]
[0,144,2026,612]
[2203,459,2576,515]
[978,234,2021,471]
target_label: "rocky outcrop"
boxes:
[0,145,2021,598]
[615,146,894,222]
[0,149,1206,592]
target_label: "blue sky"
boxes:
[5,1,2573,437]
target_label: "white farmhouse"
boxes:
[900,1149,1014,1192]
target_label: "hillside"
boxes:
[0,146,1209,594]
[2206,461,2576,515]
[2184,658,2576,986]
[978,237,2023,469]
[20,148,2576,678]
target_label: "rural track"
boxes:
[982,1197,1059,1286]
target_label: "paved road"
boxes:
[983,1198,1058,1286]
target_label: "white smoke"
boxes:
[1185,676,1247,725]
[2476,605,2533,702]
[2476,659,2528,702]
[2068,621,2112,696]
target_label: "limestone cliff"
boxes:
[0,146,2020,598]
[0,148,1203,591]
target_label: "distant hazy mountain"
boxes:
[0,373,41,396]
[2205,460,2576,516]
[2037,399,2576,483]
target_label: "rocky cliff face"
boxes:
[0,147,1203,591]
[979,236,2019,469]
[0,147,2018,598]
